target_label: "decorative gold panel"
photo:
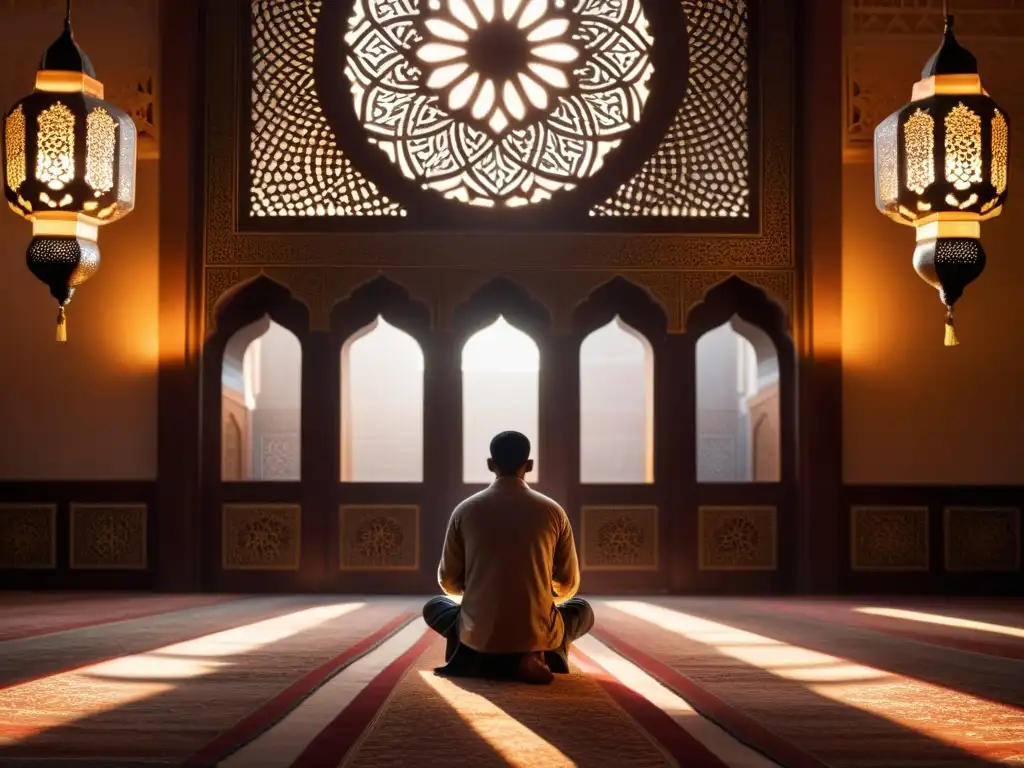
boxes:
[874,112,898,204]
[35,102,75,190]
[340,505,420,571]
[85,107,117,195]
[580,506,658,571]
[944,507,1020,572]
[698,505,776,571]
[944,103,983,191]
[992,109,1009,194]
[851,506,929,571]
[116,113,138,205]
[4,104,26,192]
[222,504,301,570]
[69,504,147,570]
[0,504,56,569]
[903,108,934,194]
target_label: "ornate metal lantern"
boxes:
[873,13,1009,346]
[2,0,137,341]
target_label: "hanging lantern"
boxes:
[2,0,137,342]
[873,13,1009,346]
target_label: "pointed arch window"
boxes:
[340,316,425,482]
[579,316,654,484]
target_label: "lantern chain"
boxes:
[65,0,72,28]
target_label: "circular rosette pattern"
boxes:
[341,0,657,207]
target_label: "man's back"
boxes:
[438,476,580,654]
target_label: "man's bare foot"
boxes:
[517,651,555,685]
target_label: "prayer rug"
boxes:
[593,599,1024,768]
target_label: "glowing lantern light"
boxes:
[2,0,137,341]
[873,9,1009,346]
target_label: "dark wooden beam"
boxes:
[796,0,844,593]
[156,0,205,591]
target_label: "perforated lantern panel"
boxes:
[26,235,100,304]
[912,236,986,306]
[875,94,1010,227]
[3,91,136,224]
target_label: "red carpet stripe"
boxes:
[593,626,829,768]
[289,629,435,768]
[183,611,418,767]
[0,595,239,642]
[572,645,731,767]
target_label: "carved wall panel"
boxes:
[69,503,147,569]
[844,1,1024,160]
[222,504,301,570]
[850,505,929,571]
[0,0,159,158]
[339,505,420,571]
[944,506,1020,572]
[698,505,776,570]
[202,0,797,335]
[0,504,56,569]
[580,505,658,570]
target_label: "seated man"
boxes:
[423,430,594,685]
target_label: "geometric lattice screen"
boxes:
[247,0,753,230]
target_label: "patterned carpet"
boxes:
[0,595,1021,767]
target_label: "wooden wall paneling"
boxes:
[841,486,1024,596]
[796,0,844,593]
[0,483,157,589]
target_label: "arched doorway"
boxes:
[566,277,670,593]
[680,276,797,593]
[201,276,315,592]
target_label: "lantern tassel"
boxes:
[944,306,959,347]
[56,306,67,343]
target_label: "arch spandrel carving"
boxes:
[682,271,794,332]
[329,276,433,341]
[205,267,791,335]
[208,274,310,343]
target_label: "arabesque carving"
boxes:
[580,506,658,570]
[202,0,797,332]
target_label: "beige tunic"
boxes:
[437,477,581,654]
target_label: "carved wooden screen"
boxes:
[242,0,758,232]
[204,0,793,335]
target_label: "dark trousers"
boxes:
[422,595,595,676]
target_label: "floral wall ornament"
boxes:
[316,0,688,218]
[1,0,138,341]
[873,8,1010,346]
